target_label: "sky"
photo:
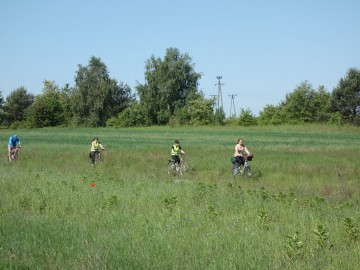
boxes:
[1,0,359,116]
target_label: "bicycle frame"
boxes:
[9,146,21,161]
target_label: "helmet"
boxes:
[246,154,254,161]
[175,140,180,144]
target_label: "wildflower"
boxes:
[91,183,96,187]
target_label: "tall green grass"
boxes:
[1,125,359,269]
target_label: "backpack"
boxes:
[230,157,237,164]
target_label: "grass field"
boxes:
[1,125,359,269]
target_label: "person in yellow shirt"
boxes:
[171,139,185,167]
[89,137,105,165]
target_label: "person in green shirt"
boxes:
[89,137,105,165]
[170,139,185,167]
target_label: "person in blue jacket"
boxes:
[8,134,21,161]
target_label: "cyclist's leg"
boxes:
[171,155,179,166]
[8,146,14,160]
[238,156,246,173]
[168,156,176,174]
[239,156,245,166]
[172,155,182,174]
[175,156,181,172]
[89,151,96,164]
[233,156,243,174]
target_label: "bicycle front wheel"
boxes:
[243,165,252,178]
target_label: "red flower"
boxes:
[91,183,96,187]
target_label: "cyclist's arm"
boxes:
[99,143,105,150]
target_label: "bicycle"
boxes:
[231,154,253,179]
[168,154,185,175]
[9,146,21,161]
[89,149,105,165]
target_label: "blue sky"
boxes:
[1,0,359,116]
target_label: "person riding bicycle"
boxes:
[233,138,251,168]
[8,134,21,161]
[89,137,105,165]
[171,139,185,167]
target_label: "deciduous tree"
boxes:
[258,104,285,125]
[186,97,214,125]
[3,87,34,126]
[136,48,202,125]
[28,81,65,127]
[330,68,360,124]
[282,81,330,123]
[238,108,257,126]
[71,56,134,127]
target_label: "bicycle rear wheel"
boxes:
[232,164,240,176]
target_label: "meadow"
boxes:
[1,125,359,269]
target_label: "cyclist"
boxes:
[171,139,185,168]
[8,134,21,161]
[233,138,251,168]
[89,137,105,165]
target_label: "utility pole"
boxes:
[215,76,224,111]
[228,94,237,117]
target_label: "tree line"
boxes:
[0,47,359,128]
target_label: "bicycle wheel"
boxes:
[176,163,183,175]
[94,151,102,164]
[180,160,186,173]
[232,164,240,176]
[11,148,18,160]
[243,164,252,178]
[168,160,176,174]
